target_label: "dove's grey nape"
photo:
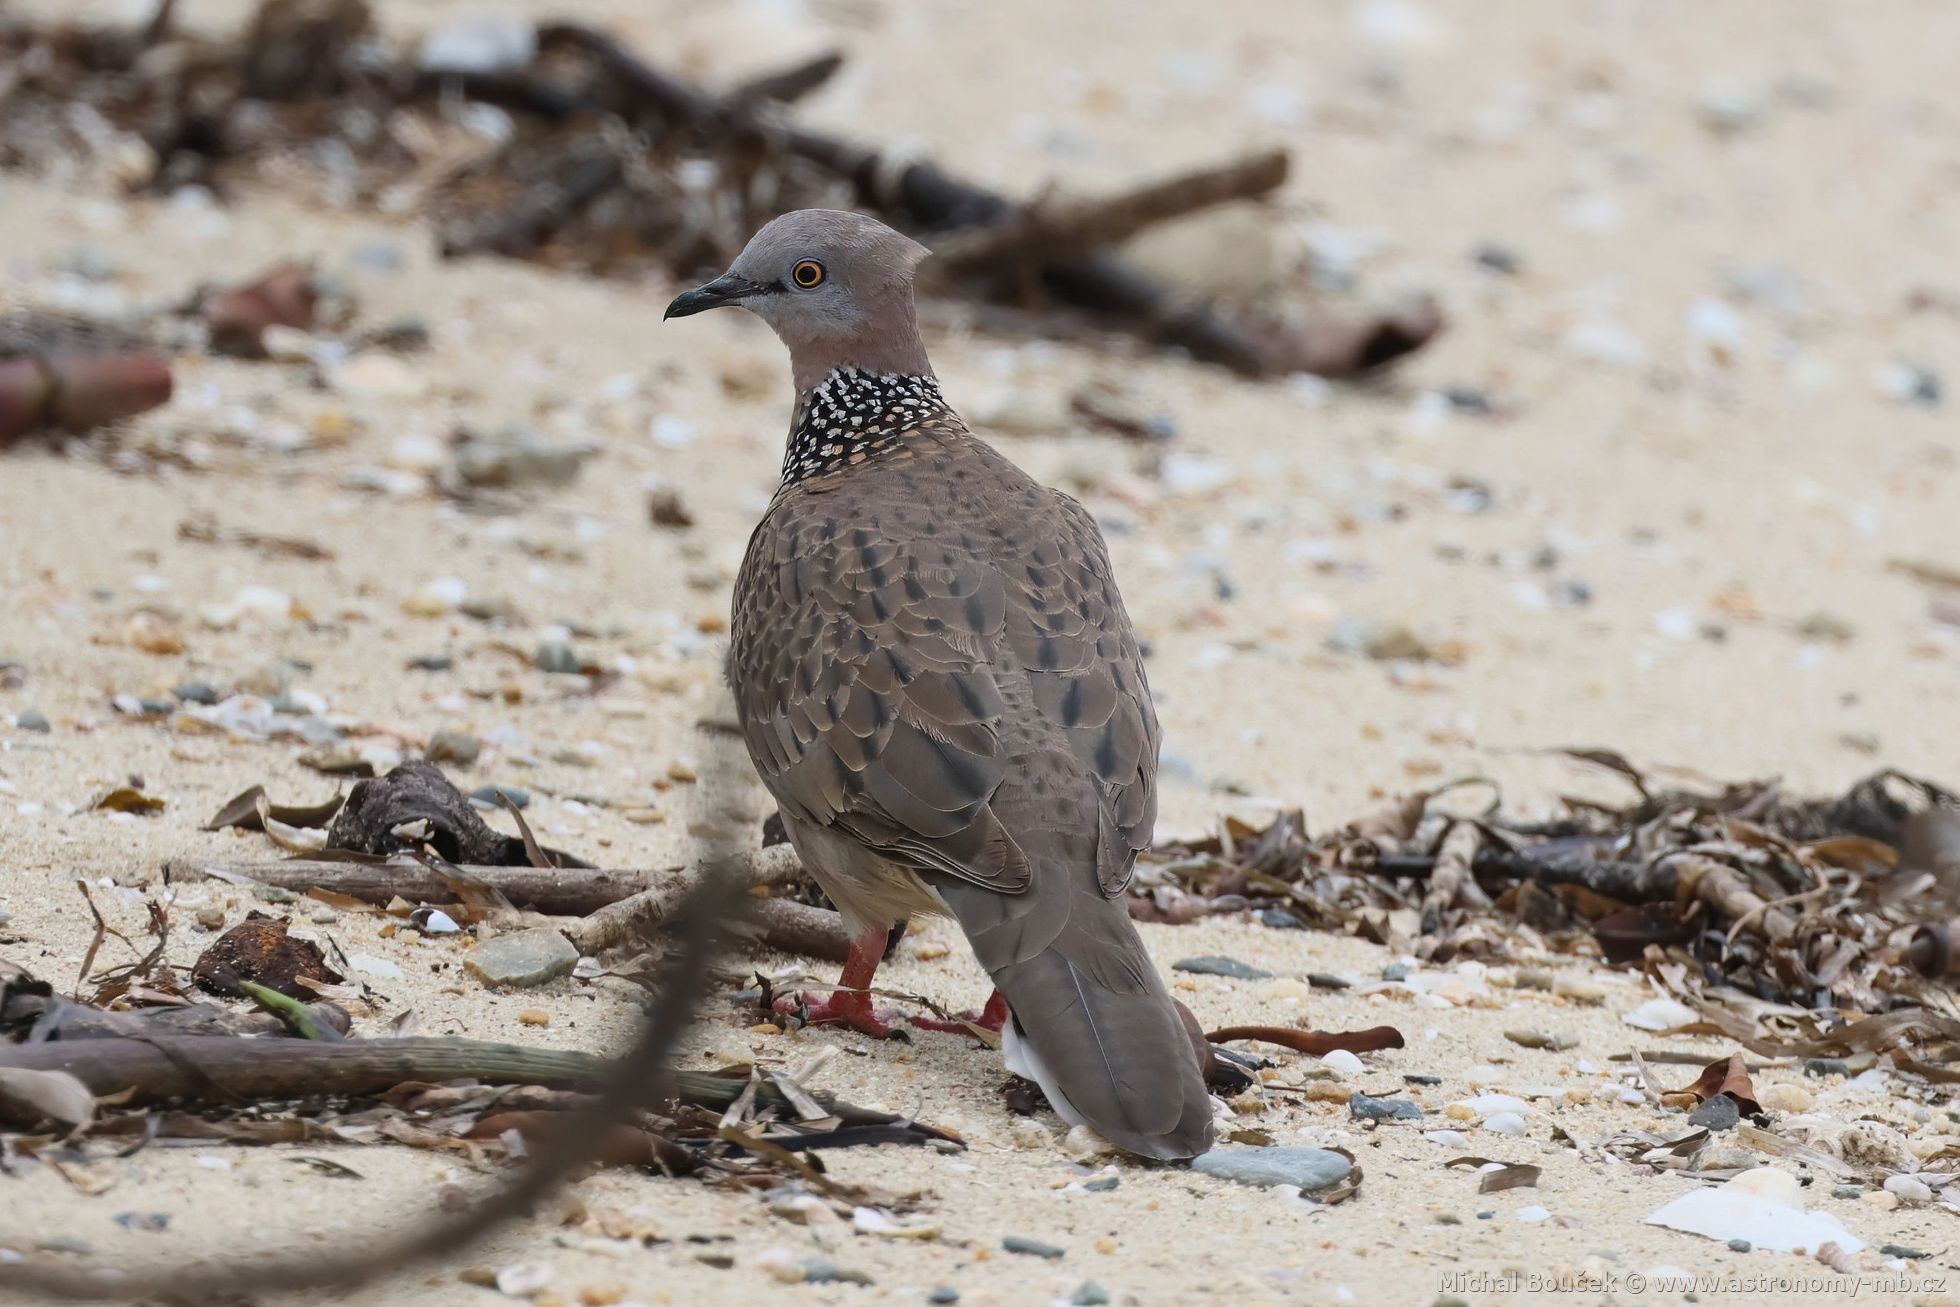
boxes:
[669,208,1216,1161]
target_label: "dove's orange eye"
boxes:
[792,260,826,288]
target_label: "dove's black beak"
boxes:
[665,273,769,320]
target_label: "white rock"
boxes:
[1159,453,1232,496]
[1320,1050,1364,1075]
[1515,1205,1550,1222]
[1565,320,1647,368]
[494,1261,551,1296]
[346,953,404,980]
[1453,1093,1533,1119]
[1623,997,1696,1031]
[403,577,469,616]
[1484,1112,1528,1137]
[1422,1130,1471,1148]
[331,353,429,401]
[1884,1174,1933,1205]
[1645,1167,1864,1255]
[419,14,537,75]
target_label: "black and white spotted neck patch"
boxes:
[781,367,949,485]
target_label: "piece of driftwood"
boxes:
[0,350,173,445]
[533,23,1426,378]
[168,845,831,956]
[560,847,805,953]
[170,847,800,913]
[1206,1024,1407,1056]
[2,994,351,1041]
[0,1034,953,1143]
[927,149,1289,271]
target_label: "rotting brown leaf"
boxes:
[1673,1053,1760,1115]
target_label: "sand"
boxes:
[1,1,1956,1303]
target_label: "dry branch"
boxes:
[928,149,1289,270]
[168,847,801,916]
[561,846,804,953]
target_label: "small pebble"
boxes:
[927,1290,959,1305]
[1081,1176,1120,1193]
[13,710,49,733]
[172,682,220,704]
[1483,1112,1528,1137]
[1804,1058,1850,1078]
[1071,1283,1111,1306]
[1172,955,1271,980]
[464,927,578,988]
[517,1009,550,1027]
[1880,1243,1928,1259]
[1002,1235,1065,1260]
[471,784,529,810]
[427,730,482,766]
[1688,1096,1741,1131]
[1382,963,1411,982]
[1259,908,1307,930]
[800,1258,872,1286]
[1728,1238,1751,1253]
[1884,1174,1933,1205]
[1831,1186,1865,1200]
[1350,1093,1424,1122]
[408,653,453,672]
[1190,1146,1351,1191]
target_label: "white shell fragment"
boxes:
[1645,1167,1865,1255]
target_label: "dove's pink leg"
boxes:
[909,990,1011,1035]
[774,929,896,1039]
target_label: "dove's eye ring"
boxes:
[791,260,826,289]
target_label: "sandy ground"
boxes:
[2,1,1958,1304]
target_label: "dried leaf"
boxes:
[92,786,164,815]
[1674,1053,1760,1115]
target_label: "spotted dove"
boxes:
[667,209,1214,1160]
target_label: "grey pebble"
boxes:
[172,682,220,704]
[1071,1283,1111,1306]
[800,1257,872,1286]
[1350,1093,1424,1122]
[408,652,453,672]
[1831,1185,1865,1199]
[14,710,50,733]
[1081,1175,1120,1192]
[1002,1235,1065,1260]
[1880,1244,1928,1259]
[1259,908,1307,930]
[463,927,577,988]
[1804,1058,1850,1078]
[1190,1146,1351,1192]
[1404,1073,1443,1086]
[470,783,528,810]
[427,729,481,767]
[1382,963,1411,982]
[1688,1095,1740,1131]
[535,640,581,674]
[1172,955,1271,980]
[927,1290,959,1305]
[1727,1238,1751,1253]
[1308,972,1351,990]
[1471,241,1521,275]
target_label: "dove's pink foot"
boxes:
[908,990,1011,1035]
[774,930,900,1039]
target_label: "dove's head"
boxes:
[666,209,933,392]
